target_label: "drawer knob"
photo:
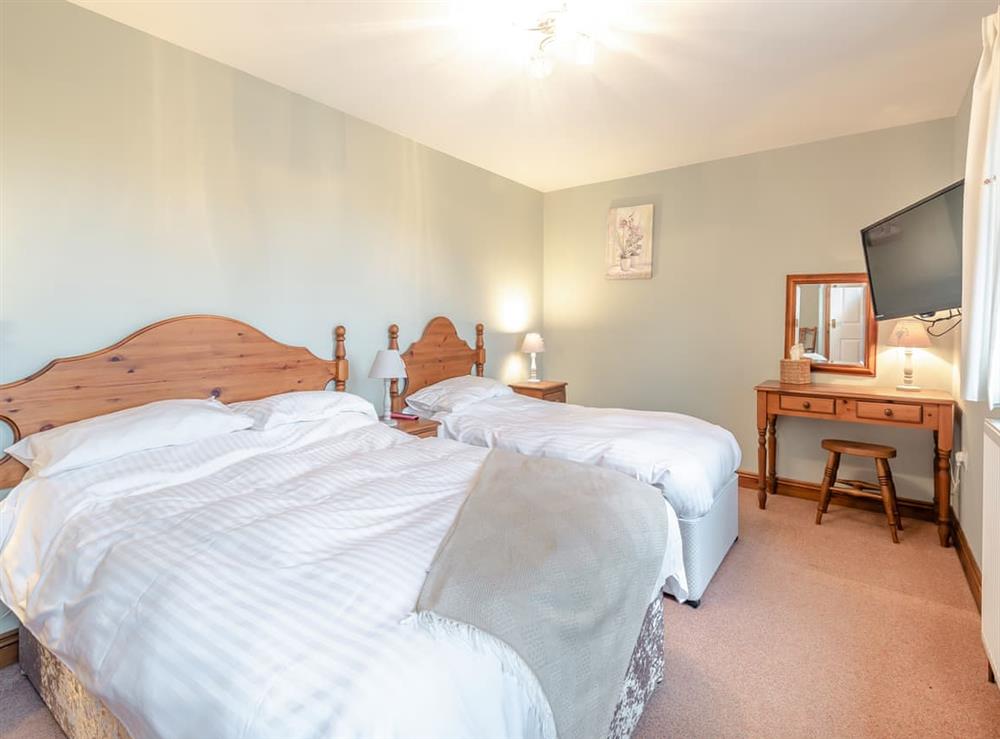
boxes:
[802,401,811,409]
[884,408,893,417]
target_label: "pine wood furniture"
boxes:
[784,273,877,376]
[754,380,956,547]
[509,380,567,403]
[387,319,484,412]
[0,628,17,668]
[815,439,903,543]
[0,315,350,489]
[396,418,440,438]
[386,318,567,406]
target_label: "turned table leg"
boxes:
[756,391,768,509]
[934,403,955,548]
[934,440,952,547]
[757,424,767,508]
[767,415,777,495]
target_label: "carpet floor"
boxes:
[636,490,1000,738]
[1,489,998,738]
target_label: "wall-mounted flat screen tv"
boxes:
[861,181,963,320]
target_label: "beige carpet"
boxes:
[0,660,61,739]
[636,490,1000,738]
[1,489,998,738]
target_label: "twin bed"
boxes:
[388,317,742,606]
[0,316,688,739]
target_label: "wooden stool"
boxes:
[815,439,903,543]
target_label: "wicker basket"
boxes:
[780,359,812,385]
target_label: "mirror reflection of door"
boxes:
[828,284,865,365]
[785,273,876,376]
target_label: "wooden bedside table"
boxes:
[509,380,567,403]
[0,628,17,668]
[394,417,440,438]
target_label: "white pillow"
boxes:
[5,398,254,477]
[406,376,512,415]
[229,390,377,430]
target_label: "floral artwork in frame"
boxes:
[606,204,653,280]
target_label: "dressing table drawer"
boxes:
[856,401,923,424]
[778,394,835,415]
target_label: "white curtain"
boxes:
[963,6,1000,409]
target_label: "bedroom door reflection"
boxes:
[828,284,865,364]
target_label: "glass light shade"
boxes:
[575,35,595,65]
[369,349,407,379]
[888,319,931,348]
[521,333,545,354]
[528,52,552,79]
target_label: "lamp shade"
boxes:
[888,319,931,348]
[521,332,545,354]
[369,349,407,379]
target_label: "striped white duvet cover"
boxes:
[430,394,742,519]
[0,418,566,739]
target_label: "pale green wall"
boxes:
[0,0,543,403]
[543,120,961,508]
[0,1,543,631]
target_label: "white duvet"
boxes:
[0,416,685,739]
[430,394,742,519]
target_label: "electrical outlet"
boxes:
[955,451,968,465]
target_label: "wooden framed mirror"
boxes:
[785,273,877,376]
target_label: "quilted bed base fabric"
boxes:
[18,630,128,739]
[676,475,740,603]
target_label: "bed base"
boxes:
[19,629,128,739]
[665,474,739,605]
[20,596,665,739]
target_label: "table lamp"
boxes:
[521,333,545,382]
[888,319,931,391]
[369,349,407,425]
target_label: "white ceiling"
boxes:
[72,0,992,192]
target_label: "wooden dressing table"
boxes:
[754,381,956,547]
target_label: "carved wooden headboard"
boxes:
[388,316,484,412]
[0,315,349,488]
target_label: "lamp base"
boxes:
[526,352,540,382]
[381,379,398,426]
[896,349,921,393]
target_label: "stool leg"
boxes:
[884,462,902,531]
[875,458,900,544]
[816,451,840,525]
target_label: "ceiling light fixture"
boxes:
[529,51,555,79]
[524,3,597,78]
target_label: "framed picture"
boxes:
[606,204,653,280]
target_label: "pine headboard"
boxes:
[387,316,484,412]
[0,315,348,488]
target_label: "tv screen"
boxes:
[861,181,963,320]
